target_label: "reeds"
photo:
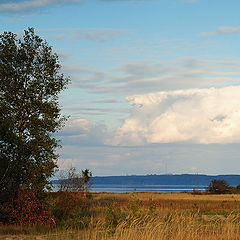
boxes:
[2,192,240,240]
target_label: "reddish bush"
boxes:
[9,190,55,226]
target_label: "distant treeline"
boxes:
[53,174,240,186]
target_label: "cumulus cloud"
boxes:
[110,86,240,145]
[201,26,240,36]
[0,0,83,13]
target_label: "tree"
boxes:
[58,167,92,193]
[59,167,83,192]
[81,169,92,193]
[206,179,232,194]
[0,28,70,204]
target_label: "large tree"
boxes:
[0,28,70,202]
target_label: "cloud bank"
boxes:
[111,86,240,145]
[73,57,240,95]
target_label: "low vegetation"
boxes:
[2,191,240,239]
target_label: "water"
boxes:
[90,184,206,193]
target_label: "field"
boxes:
[2,192,240,239]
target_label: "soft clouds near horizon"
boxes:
[110,86,240,146]
[201,26,240,36]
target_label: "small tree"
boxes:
[0,28,70,207]
[58,167,92,193]
[81,169,92,193]
[206,179,232,194]
[59,167,83,192]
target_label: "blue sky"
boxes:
[2,0,240,176]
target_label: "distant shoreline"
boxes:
[52,174,240,187]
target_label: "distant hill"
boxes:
[53,174,240,186]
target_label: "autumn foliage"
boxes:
[8,190,55,226]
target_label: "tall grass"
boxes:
[2,192,240,240]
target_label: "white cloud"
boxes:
[110,86,240,145]
[59,118,91,136]
[57,117,111,147]
[42,28,129,42]
[0,0,83,13]
[83,57,240,95]
[0,0,147,13]
[57,158,80,170]
[201,26,240,36]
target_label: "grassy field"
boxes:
[2,192,240,239]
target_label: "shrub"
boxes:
[105,199,123,231]
[192,189,203,195]
[105,194,144,232]
[206,179,232,194]
[52,192,91,229]
[8,190,55,226]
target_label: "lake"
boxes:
[90,184,206,193]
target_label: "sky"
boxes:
[2,0,240,176]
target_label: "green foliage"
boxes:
[105,193,144,233]
[206,179,232,194]
[0,28,70,211]
[148,198,157,216]
[52,192,92,229]
[105,199,123,231]
[125,192,142,216]
[81,169,92,193]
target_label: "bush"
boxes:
[8,190,55,226]
[105,194,144,233]
[192,189,203,195]
[52,192,91,229]
[206,179,232,194]
[105,199,123,231]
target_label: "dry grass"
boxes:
[2,192,240,240]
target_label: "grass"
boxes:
[2,192,240,239]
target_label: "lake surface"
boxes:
[90,184,206,193]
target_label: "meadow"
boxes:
[2,192,240,240]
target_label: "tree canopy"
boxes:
[0,28,70,202]
[206,179,232,194]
